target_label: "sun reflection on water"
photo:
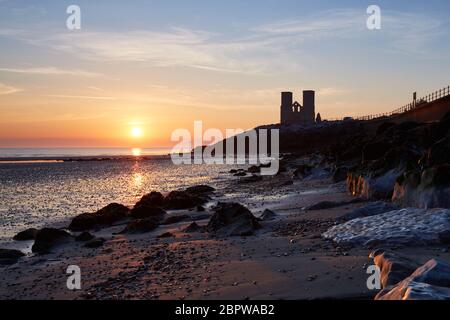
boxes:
[132,148,141,156]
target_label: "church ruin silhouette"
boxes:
[280,91,319,126]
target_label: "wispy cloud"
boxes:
[0,82,22,95]
[0,67,103,77]
[0,9,446,75]
[44,94,115,100]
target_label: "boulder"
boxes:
[347,169,402,200]
[376,259,450,300]
[185,185,215,195]
[340,201,399,222]
[0,248,25,265]
[134,191,164,208]
[322,208,450,247]
[370,249,421,289]
[75,231,95,242]
[248,165,260,174]
[183,222,204,233]
[68,203,129,231]
[32,228,72,253]
[163,191,205,210]
[119,218,159,234]
[13,228,38,241]
[207,202,260,236]
[161,214,190,225]
[157,232,175,238]
[233,171,247,177]
[84,238,105,248]
[130,206,166,220]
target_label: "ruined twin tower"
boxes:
[280,90,317,126]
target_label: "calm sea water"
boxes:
[0,158,238,244]
[0,147,172,159]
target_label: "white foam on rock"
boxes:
[322,208,450,246]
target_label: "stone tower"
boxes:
[280,90,316,126]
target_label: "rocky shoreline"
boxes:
[1,113,450,300]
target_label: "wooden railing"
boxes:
[326,85,450,122]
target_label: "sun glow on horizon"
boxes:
[132,148,141,156]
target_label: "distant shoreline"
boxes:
[0,154,173,163]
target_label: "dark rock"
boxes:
[84,238,105,248]
[439,230,450,244]
[130,206,166,220]
[119,218,159,234]
[164,190,205,210]
[377,259,450,300]
[0,248,25,265]
[238,175,263,184]
[134,191,164,208]
[185,185,215,195]
[248,165,260,174]
[68,203,129,231]
[32,228,72,253]
[233,171,247,177]
[207,202,260,236]
[340,201,399,222]
[157,232,174,238]
[370,249,421,289]
[75,231,95,242]
[13,228,38,241]
[161,214,190,225]
[196,205,205,212]
[229,169,238,174]
[183,222,204,233]
[260,209,278,221]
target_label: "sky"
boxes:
[1,0,450,148]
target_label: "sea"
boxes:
[0,148,240,245]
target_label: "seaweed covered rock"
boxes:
[207,202,260,236]
[68,203,130,231]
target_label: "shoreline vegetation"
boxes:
[1,113,450,300]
